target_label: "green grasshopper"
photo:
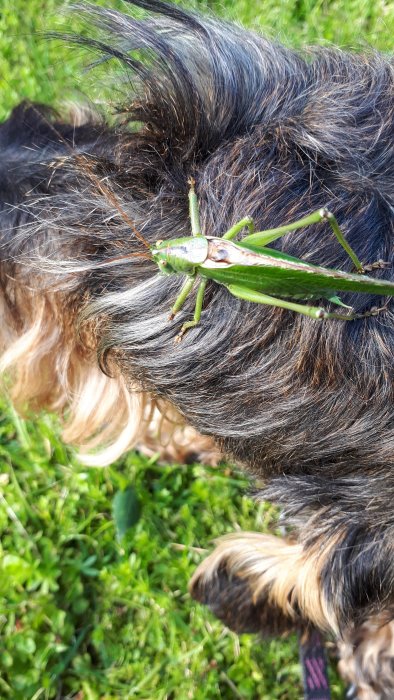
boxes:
[151,179,393,339]
[27,102,393,341]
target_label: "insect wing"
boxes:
[201,239,394,299]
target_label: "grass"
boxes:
[0,0,392,698]
[0,0,393,119]
[0,404,317,699]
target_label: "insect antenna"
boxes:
[95,250,153,267]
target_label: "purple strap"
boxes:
[298,629,331,700]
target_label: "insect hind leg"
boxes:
[242,208,369,274]
[322,215,391,275]
[325,302,389,321]
[226,285,389,322]
[222,217,254,241]
[356,260,392,274]
[227,285,330,320]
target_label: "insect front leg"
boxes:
[176,279,208,342]
[169,277,196,320]
[188,178,202,237]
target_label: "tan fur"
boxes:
[138,408,222,466]
[338,617,394,700]
[0,291,220,465]
[190,532,340,632]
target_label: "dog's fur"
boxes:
[1,1,393,696]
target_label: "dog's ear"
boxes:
[0,102,54,148]
[0,103,59,206]
[0,101,97,152]
[0,101,106,207]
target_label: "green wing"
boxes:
[200,241,394,300]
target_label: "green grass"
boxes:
[0,404,322,699]
[217,0,394,48]
[0,0,392,698]
[0,0,392,119]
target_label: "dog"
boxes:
[1,1,393,696]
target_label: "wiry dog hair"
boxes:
[0,1,393,696]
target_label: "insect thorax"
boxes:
[151,235,209,274]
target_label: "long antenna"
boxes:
[95,250,152,266]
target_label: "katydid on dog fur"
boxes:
[23,106,393,341]
[151,180,393,339]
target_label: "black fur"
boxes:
[1,0,394,675]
